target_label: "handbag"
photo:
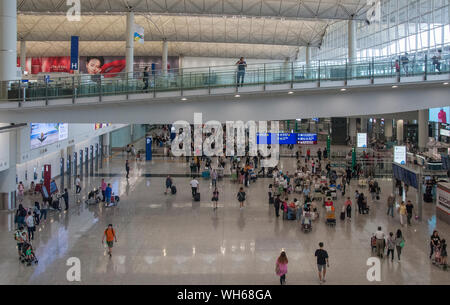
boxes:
[400,240,405,248]
[275,263,280,274]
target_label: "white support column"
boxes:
[20,40,26,74]
[305,46,311,66]
[348,19,357,64]
[349,118,357,145]
[162,39,168,75]
[178,54,184,75]
[0,0,18,99]
[360,117,368,133]
[384,118,393,141]
[397,119,404,145]
[418,109,429,152]
[126,11,135,76]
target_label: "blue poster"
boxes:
[70,36,79,71]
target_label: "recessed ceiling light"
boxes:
[181,97,187,101]
[392,85,398,88]
[340,88,346,91]
[444,82,449,85]
[288,91,294,94]
[235,94,240,98]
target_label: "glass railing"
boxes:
[1,56,449,103]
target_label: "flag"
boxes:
[134,24,144,44]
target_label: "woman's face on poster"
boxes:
[86,58,102,74]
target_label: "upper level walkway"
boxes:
[0,56,449,123]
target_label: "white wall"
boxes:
[15,123,127,188]
[181,56,284,69]
[0,124,10,172]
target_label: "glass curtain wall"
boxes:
[309,0,450,62]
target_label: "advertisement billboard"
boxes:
[17,56,179,75]
[429,107,450,123]
[30,123,69,149]
[357,133,367,148]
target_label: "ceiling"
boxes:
[17,0,371,59]
[17,0,370,20]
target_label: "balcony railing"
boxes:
[1,56,449,103]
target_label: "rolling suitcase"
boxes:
[171,185,177,194]
[194,193,200,201]
[340,211,345,220]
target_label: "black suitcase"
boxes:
[171,185,177,194]
[194,193,200,201]
[340,211,345,220]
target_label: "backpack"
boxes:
[238,192,246,201]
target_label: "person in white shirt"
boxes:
[375,226,385,258]
[190,179,199,197]
[75,175,81,194]
[25,211,35,241]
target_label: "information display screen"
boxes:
[257,133,317,145]
[394,146,406,165]
[357,133,367,148]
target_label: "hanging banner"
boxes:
[134,24,145,44]
[70,36,79,71]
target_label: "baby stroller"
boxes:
[325,206,336,226]
[301,212,312,233]
[49,193,61,211]
[85,188,101,205]
[106,194,120,207]
[20,242,38,266]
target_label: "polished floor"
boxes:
[0,154,449,285]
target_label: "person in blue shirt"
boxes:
[236,57,247,87]
[105,183,112,205]
[165,176,173,195]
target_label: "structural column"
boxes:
[360,117,368,133]
[418,109,429,152]
[125,11,135,76]
[162,39,168,75]
[396,119,404,145]
[20,40,26,74]
[0,0,18,99]
[384,118,393,141]
[305,46,311,66]
[348,19,356,64]
[348,117,357,145]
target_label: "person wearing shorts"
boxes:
[315,242,329,284]
[102,224,117,257]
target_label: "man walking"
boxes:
[375,226,386,258]
[75,175,81,194]
[315,242,329,284]
[62,188,69,210]
[190,178,199,197]
[274,195,281,218]
[125,160,130,179]
[102,224,117,257]
[406,200,414,225]
[387,194,395,217]
[105,183,112,206]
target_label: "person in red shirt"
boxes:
[438,108,447,123]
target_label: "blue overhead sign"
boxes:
[70,36,79,71]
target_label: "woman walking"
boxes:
[395,229,405,261]
[212,187,219,211]
[275,251,288,285]
[398,201,406,226]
